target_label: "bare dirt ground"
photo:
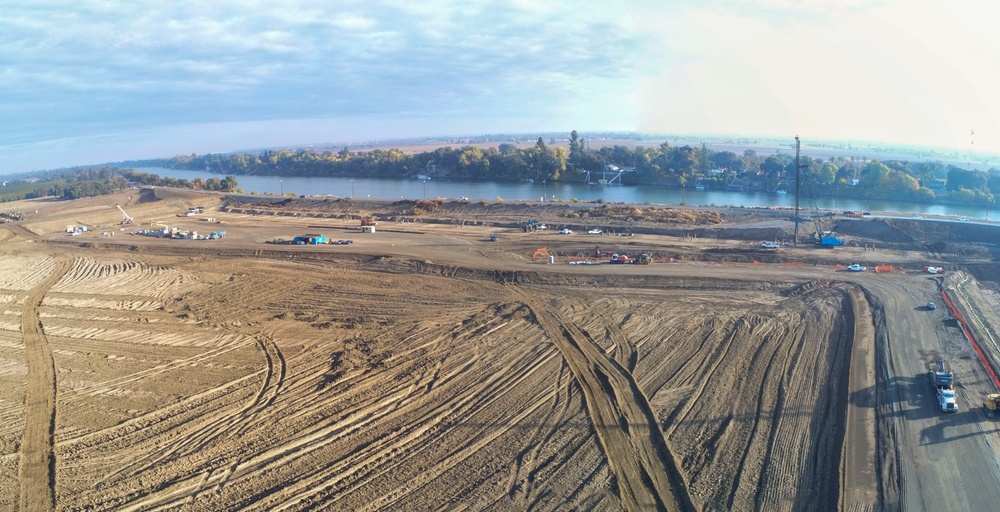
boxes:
[1,188,999,511]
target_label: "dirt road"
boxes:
[18,257,72,511]
[857,272,1000,510]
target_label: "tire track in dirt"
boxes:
[18,256,72,512]
[505,359,572,504]
[514,288,692,512]
[105,334,278,479]
[118,336,559,511]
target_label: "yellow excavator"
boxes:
[985,395,1000,418]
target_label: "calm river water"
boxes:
[139,167,992,218]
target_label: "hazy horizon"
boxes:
[3,1,999,175]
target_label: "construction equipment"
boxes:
[609,253,630,264]
[532,247,550,259]
[984,394,1000,418]
[116,204,133,225]
[932,359,958,413]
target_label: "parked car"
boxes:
[587,229,602,235]
[847,264,866,272]
[928,301,937,310]
[558,229,572,234]
[761,241,780,249]
[489,235,499,242]
[335,239,354,245]
[824,211,836,217]
[537,224,548,230]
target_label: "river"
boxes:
[137,167,992,219]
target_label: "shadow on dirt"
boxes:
[919,410,1000,445]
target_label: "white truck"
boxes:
[932,359,958,413]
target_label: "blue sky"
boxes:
[2,0,999,174]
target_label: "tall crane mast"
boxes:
[116,204,133,225]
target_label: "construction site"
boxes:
[2,187,1000,511]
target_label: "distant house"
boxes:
[849,178,861,186]
[928,178,947,190]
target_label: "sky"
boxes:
[2,0,1000,174]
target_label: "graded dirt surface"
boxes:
[2,189,1000,511]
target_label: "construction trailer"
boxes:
[293,234,327,245]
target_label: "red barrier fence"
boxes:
[942,289,1000,389]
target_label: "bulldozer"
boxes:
[985,394,1000,418]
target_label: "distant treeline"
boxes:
[0,167,238,203]
[125,131,1000,207]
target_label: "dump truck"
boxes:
[985,394,1000,418]
[932,359,958,413]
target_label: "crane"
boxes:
[116,204,133,225]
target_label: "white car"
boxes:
[588,229,602,235]
[537,224,548,230]
[847,264,866,272]
[558,229,573,234]
[957,217,968,221]
[761,241,780,249]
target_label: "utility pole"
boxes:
[794,136,801,244]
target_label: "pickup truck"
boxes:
[761,241,780,249]
[847,264,866,272]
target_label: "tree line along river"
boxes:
[139,168,993,220]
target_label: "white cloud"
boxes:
[3,0,1000,173]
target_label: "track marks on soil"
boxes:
[18,256,72,512]
[53,258,186,297]
[516,289,691,511]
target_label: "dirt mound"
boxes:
[136,188,161,203]
[834,219,915,244]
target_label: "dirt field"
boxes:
[1,189,999,510]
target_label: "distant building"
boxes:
[293,234,327,244]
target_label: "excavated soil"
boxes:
[0,189,997,511]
